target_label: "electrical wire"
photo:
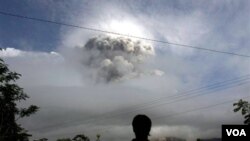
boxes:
[31,75,250,131]
[0,11,250,58]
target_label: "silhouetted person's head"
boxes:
[132,115,152,140]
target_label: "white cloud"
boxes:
[0,47,23,57]
[0,48,83,87]
[1,45,249,141]
[1,1,250,141]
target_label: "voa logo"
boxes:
[226,129,247,136]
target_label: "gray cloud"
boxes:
[1,47,249,141]
[1,0,250,141]
[78,35,163,82]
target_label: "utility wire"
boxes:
[87,78,250,125]
[1,9,249,136]
[101,75,250,114]
[97,95,250,134]
[31,76,250,131]
[0,11,250,58]
[152,95,250,121]
[34,78,250,131]
[70,77,250,123]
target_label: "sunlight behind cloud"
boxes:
[103,19,151,39]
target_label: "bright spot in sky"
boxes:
[104,20,150,38]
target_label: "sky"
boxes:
[0,0,250,141]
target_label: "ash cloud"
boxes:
[79,35,164,82]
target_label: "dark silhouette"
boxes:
[233,99,250,125]
[0,58,39,141]
[132,114,152,141]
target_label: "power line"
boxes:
[33,80,250,136]
[152,95,250,121]
[77,77,250,122]
[104,75,250,113]
[86,78,250,125]
[34,77,250,131]
[0,11,250,58]
[31,75,250,131]
[98,95,250,134]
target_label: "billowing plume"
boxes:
[80,35,163,82]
